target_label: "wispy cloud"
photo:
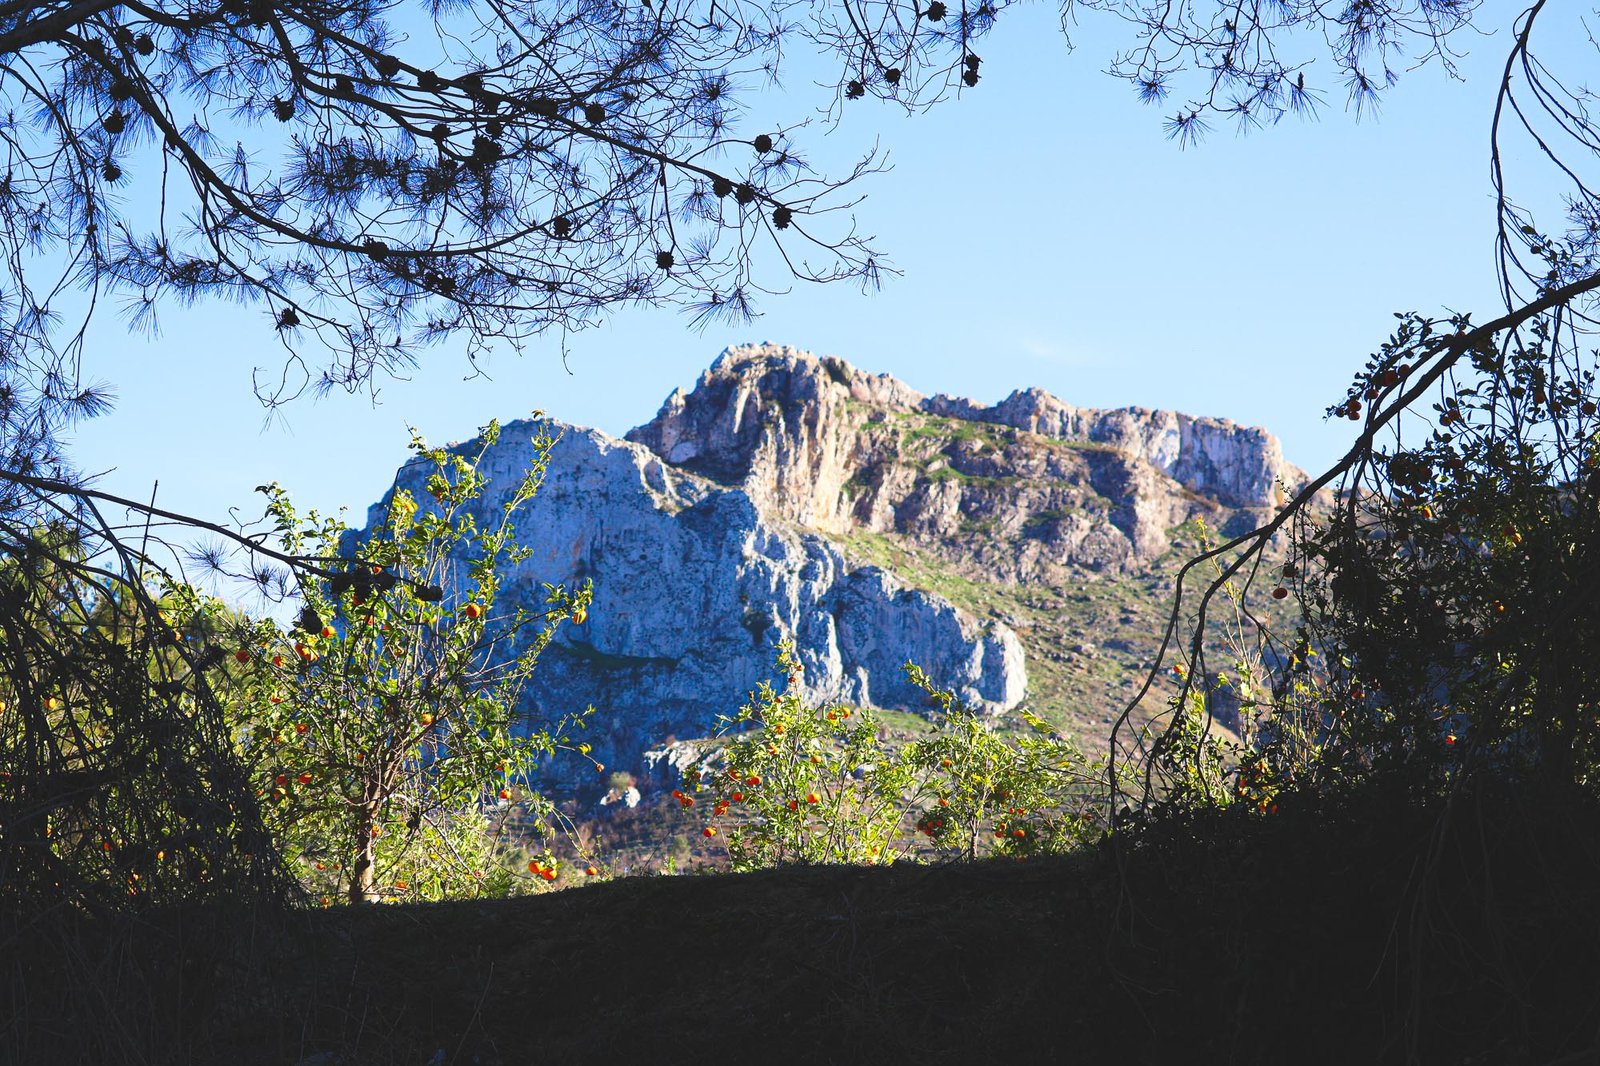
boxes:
[1017,336,1101,367]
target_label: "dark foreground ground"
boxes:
[8,779,1600,1066]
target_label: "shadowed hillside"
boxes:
[12,777,1595,1066]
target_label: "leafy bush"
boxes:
[217,420,597,902]
[0,524,288,913]
[689,642,1108,869]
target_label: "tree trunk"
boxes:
[349,793,382,904]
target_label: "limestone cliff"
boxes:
[369,421,1025,790]
[364,343,1305,791]
[627,343,1304,581]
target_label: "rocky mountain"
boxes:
[365,343,1307,792]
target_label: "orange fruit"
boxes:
[320,625,336,639]
[464,603,483,620]
[235,648,251,664]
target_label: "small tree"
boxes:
[221,419,593,903]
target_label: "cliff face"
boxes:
[627,344,1303,582]
[371,421,1026,790]
[366,343,1305,791]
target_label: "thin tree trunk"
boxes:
[349,791,382,904]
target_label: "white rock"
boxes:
[359,343,1309,793]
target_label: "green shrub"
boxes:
[688,642,1108,869]
[217,420,597,902]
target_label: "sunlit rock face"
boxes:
[627,343,1303,579]
[364,343,1303,791]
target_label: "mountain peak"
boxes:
[372,344,1308,790]
[628,342,1304,550]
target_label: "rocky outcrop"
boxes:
[370,422,1027,790]
[364,342,1305,793]
[922,389,1293,510]
[628,343,1305,581]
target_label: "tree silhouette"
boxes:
[1119,1,1600,811]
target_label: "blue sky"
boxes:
[66,1,1568,570]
